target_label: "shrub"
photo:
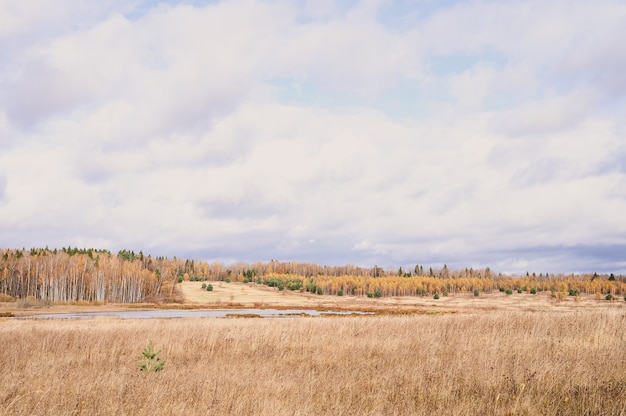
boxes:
[367,292,374,298]
[286,280,303,291]
[473,289,479,297]
[374,290,382,298]
[137,340,165,373]
[189,275,206,282]
[568,288,578,296]
[225,278,231,283]
[206,284,213,291]
[337,290,344,296]
[316,287,323,295]
[201,283,207,289]
[17,296,48,309]
[517,289,523,293]
[433,293,440,300]
[442,291,448,297]
[606,293,613,301]
[505,288,513,295]
[530,287,537,294]
[0,293,15,302]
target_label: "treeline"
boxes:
[1,247,624,303]
[251,273,626,298]
[1,248,181,303]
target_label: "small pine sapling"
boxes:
[137,340,166,373]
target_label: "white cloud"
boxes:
[0,0,624,273]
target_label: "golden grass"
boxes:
[177,281,625,314]
[2,282,622,318]
[2,308,626,415]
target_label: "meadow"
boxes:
[2,298,625,415]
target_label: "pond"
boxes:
[16,308,373,319]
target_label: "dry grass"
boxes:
[2,308,626,415]
[2,282,623,317]
[177,281,626,314]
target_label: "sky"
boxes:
[1,0,625,274]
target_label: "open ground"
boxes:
[1,282,626,415]
[3,281,624,317]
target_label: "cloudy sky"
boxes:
[1,0,625,274]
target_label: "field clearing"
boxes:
[2,281,626,318]
[2,282,626,415]
[2,308,626,415]
[178,281,624,314]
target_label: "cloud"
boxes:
[0,172,6,202]
[0,0,625,273]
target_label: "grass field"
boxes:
[2,286,626,415]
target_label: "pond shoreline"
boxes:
[14,308,375,319]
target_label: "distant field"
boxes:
[2,280,625,318]
[2,305,625,415]
[177,281,626,313]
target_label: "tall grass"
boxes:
[1,309,625,415]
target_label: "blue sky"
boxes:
[1,0,625,274]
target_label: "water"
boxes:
[16,308,373,319]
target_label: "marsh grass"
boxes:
[15,296,50,309]
[1,309,626,415]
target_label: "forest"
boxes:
[1,247,624,303]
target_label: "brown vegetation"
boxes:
[2,248,625,305]
[2,307,625,415]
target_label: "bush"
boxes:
[201,283,207,289]
[505,288,513,295]
[137,340,165,373]
[286,280,303,291]
[225,278,231,283]
[530,287,537,294]
[367,292,374,298]
[337,290,344,296]
[374,290,382,298]
[316,287,323,295]
[17,296,49,309]
[0,293,15,302]
[606,293,613,301]
[206,284,213,291]
[517,288,523,293]
[433,293,440,300]
[568,288,578,296]
[442,291,448,297]
[473,289,479,297]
